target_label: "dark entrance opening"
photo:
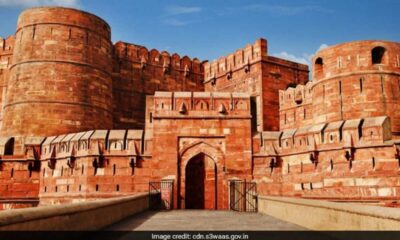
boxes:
[185,153,217,209]
[185,154,205,209]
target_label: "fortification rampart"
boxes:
[203,38,267,87]
[1,7,114,138]
[310,40,400,134]
[38,129,150,204]
[111,42,205,129]
[0,36,14,69]
[279,81,313,130]
[203,39,309,132]
[253,116,400,203]
[1,6,399,210]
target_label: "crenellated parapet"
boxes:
[111,42,205,130]
[202,38,308,132]
[0,35,14,70]
[152,91,250,118]
[203,38,267,85]
[0,35,15,125]
[256,116,394,158]
[114,41,204,77]
[41,129,145,163]
[36,129,150,203]
[253,115,400,201]
[279,81,313,130]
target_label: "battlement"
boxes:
[0,129,147,161]
[0,36,14,55]
[152,91,250,118]
[279,81,313,130]
[279,81,313,110]
[257,116,394,156]
[114,41,204,76]
[0,36,14,71]
[203,38,267,83]
[41,129,145,161]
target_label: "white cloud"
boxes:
[272,43,329,79]
[161,5,201,27]
[165,6,202,16]
[0,0,80,8]
[272,51,311,65]
[243,4,333,16]
[317,43,329,51]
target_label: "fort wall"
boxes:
[150,91,253,209]
[279,41,400,133]
[0,6,399,210]
[112,42,204,129]
[254,116,400,205]
[311,41,400,134]
[38,129,148,205]
[203,39,309,131]
[1,7,114,138]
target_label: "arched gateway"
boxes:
[185,153,217,209]
[179,141,225,210]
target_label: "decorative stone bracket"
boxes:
[67,156,76,169]
[129,157,137,168]
[310,151,318,165]
[345,148,355,161]
[226,70,232,80]
[92,155,107,169]
[28,160,41,172]
[47,158,56,169]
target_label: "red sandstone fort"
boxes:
[0,7,400,210]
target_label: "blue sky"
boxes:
[0,0,399,66]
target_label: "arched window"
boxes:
[371,46,386,64]
[314,57,323,72]
[4,138,14,155]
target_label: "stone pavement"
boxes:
[106,210,306,230]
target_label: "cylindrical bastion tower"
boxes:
[311,40,400,134]
[1,7,113,137]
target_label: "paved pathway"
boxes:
[107,210,306,230]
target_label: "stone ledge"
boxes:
[0,193,149,230]
[258,195,400,230]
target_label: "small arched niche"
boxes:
[371,46,386,64]
[4,138,14,155]
[315,57,323,71]
[314,57,324,79]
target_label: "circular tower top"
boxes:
[1,7,114,138]
[312,40,400,81]
[17,7,111,39]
